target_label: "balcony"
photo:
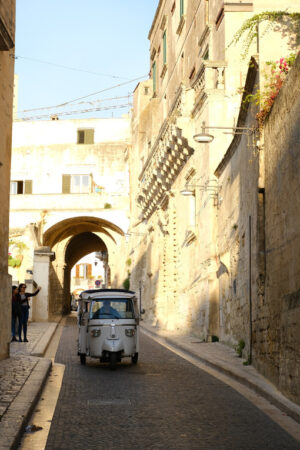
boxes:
[191,61,226,117]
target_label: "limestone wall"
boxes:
[257,55,300,404]
[0,1,15,359]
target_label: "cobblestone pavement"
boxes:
[0,322,51,423]
[10,322,52,357]
[45,316,300,450]
[0,355,39,420]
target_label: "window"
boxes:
[89,298,135,320]
[203,48,209,60]
[163,31,167,65]
[62,174,90,193]
[77,128,94,144]
[10,180,32,194]
[76,263,92,279]
[180,0,184,17]
[152,61,157,94]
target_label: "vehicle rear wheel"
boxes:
[109,352,117,370]
[131,352,138,364]
[80,354,86,365]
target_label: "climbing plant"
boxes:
[8,240,28,268]
[228,11,300,59]
[243,53,298,128]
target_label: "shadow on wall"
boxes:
[129,240,159,326]
[48,263,64,317]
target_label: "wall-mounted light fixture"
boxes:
[193,121,256,144]
[180,181,221,207]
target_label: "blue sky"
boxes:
[15,0,159,120]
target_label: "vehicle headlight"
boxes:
[91,329,101,337]
[125,329,135,337]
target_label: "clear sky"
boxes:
[14,0,159,120]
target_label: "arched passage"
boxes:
[43,216,125,316]
[43,216,124,248]
[62,232,108,314]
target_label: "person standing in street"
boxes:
[11,285,22,342]
[19,283,42,342]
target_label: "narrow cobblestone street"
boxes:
[44,316,300,450]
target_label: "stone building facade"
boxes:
[128,0,300,403]
[10,118,131,320]
[256,55,300,404]
[0,0,15,359]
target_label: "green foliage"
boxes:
[9,240,28,252]
[122,277,130,290]
[104,202,112,209]
[228,11,300,59]
[126,258,132,267]
[236,339,245,357]
[8,255,22,268]
[242,53,297,127]
[211,335,219,342]
[8,239,28,268]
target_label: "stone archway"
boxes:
[34,216,126,319]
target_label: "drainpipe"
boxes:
[249,215,252,364]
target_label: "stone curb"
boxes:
[31,323,58,357]
[141,325,300,424]
[0,358,52,450]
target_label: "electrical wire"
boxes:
[18,94,133,113]
[16,103,133,121]
[16,74,147,112]
[14,55,131,80]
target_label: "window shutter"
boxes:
[87,264,92,278]
[85,129,94,144]
[77,130,85,144]
[163,31,167,65]
[24,180,32,194]
[62,175,71,193]
[75,265,80,278]
[180,0,184,17]
[152,61,157,93]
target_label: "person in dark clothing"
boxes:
[18,283,42,342]
[11,285,22,342]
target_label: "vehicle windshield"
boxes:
[89,298,135,320]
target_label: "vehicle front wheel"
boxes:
[109,352,117,370]
[131,353,138,364]
[80,354,86,365]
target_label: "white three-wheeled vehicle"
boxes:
[77,288,140,369]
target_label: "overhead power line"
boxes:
[14,55,130,80]
[16,74,147,112]
[16,102,133,121]
[18,94,133,113]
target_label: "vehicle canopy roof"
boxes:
[80,288,136,301]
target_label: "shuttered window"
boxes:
[163,31,167,65]
[10,180,32,194]
[152,61,157,94]
[77,129,94,144]
[62,174,90,194]
[180,0,184,17]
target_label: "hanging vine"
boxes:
[228,11,300,59]
[244,53,298,128]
